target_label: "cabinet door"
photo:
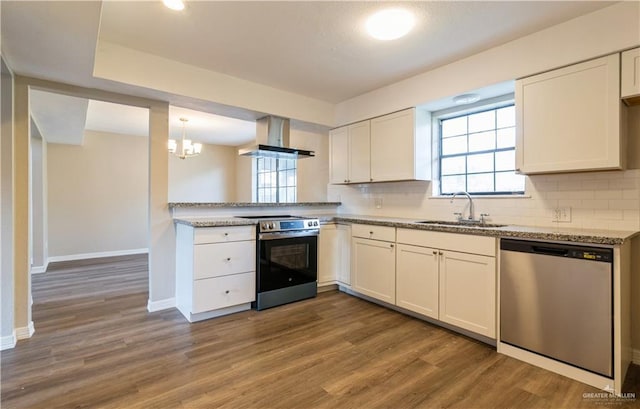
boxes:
[348,121,371,183]
[439,251,496,338]
[329,126,350,184]
[370,108,415,182]
[336,224,351,285]
[622,47,640,99]
[516,54,622,173]
[318,224,339,285]
[352,237,395,304]
[396,244,439,319]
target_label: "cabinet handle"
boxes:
[390,244,394,248]
[344,179,348,183]
[432,251,438,255]
[225,290,230,294]
[439,251,443,256]
[224,233,229,237]
[226,257,231,261]
[370,178,373,182]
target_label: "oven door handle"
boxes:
[259,230,319,240]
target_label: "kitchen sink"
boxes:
[414,220,507,228]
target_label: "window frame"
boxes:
[435,96,524,196]
[255,157,297,203]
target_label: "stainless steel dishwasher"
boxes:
[500,239,613,378]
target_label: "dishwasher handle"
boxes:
[531,246,569,257]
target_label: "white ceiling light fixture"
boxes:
[168,118,202,159]
[453,93,481,105]
[162,0,185,11]
[366,8,415,41]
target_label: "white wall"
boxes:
[235,154,253,202]
[168,143,237,202]
[47,130,148,259]
[30,129,47,271]
[335,2,640,125]
[1,56,15,348]
[293,129,329,202]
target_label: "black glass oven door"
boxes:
[258,235,317,293]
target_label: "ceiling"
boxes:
[29,90,257,146]
[98,1,613,104]
[2,1,615,141]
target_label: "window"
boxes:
[256,157,297,203]
[439,104,525,195]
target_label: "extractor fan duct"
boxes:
[238,116,315,160]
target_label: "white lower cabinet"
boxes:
[176,223,256,322]
[396,244,439,319]
[394,228,496,339]
[336,224,351,286]
[438,250,496,338]
[318,224,352,287]
[318,224,339,286]
[351,225,396,304]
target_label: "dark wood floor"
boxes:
[1,254,639,408]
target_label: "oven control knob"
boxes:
[307,221,312,227]
[314,221,318,226]
[269,222,275,229]
[261,222,268,230]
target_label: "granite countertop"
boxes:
[327,215,639,246]
[173,214,638,245]
[174,217,258,228]
[169,202,341,209]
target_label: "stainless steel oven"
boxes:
[237,216,319,310]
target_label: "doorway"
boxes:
[28,90,151,327]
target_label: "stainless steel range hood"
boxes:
[238,116,315,159]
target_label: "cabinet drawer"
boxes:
[397,228,496,257]
[351,224,396,242]
[194,225,255,244]
[194,241,256,279]
[192,272,256,313]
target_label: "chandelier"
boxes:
[168,118,202,159]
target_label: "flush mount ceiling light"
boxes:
[163,0,185,11]
[168,118,202,159]
[366,8,415,41]
[453,93,481,105]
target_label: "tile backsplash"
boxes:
[328,169,640,232]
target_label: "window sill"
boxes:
[429,194,531,199]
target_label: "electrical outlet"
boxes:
[552,207,572,222]
[374,197,383,209]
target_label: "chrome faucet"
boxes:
[450,191,475,221]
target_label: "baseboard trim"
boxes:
[48,248,148,263]
[15,321,35,340]
[0,331,17,350]
[633,349,640,365]
[31,261,49,274]
[147,297,176,312]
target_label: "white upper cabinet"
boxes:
[329,126,350,184]
[370,108,431,182]
[515,54,624,174]
[349,121,372,183]
[330,108,431,184]
[621,47,640,102]
[329,121,371,184]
